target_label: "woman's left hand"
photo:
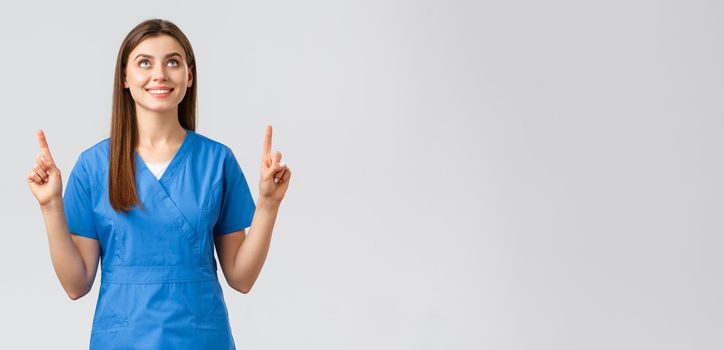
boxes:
[259,124,291,203]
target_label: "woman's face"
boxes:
[124,34,193,114]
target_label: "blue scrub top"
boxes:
[63,128,255,349]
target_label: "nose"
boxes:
[152,63,168,81]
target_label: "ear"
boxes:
[187,69,193,88]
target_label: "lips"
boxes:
[146,88,174,94]
[145,87,174,98]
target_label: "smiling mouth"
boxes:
[146,88,174,96]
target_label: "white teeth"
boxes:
[148,89,171,94]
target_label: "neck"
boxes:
[135,105,186,148]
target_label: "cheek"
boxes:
[171,70,189,86]
[126,71,147,87]
[126,74,148,101]
[170,72,190,99]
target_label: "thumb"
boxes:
[272,151,282,165]
[265,161,287,179]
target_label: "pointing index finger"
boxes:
[263,124,272,155]
[37,129,54,161]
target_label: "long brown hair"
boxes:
[109,19,197,212]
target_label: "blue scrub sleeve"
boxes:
[63,153,99,240]
[213,148,256,235]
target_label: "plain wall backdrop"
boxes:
[2,0,722,349]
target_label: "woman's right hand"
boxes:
[27,129,63,207]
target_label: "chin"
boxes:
[138,102,179,114]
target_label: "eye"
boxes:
[167,59,179,67]
[139,59,150,68]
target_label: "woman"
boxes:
[26,18,291,349]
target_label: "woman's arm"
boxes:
[215,125,291,294]
[28,130,99,300]
[215,198,280,294]
[41,197,100,300]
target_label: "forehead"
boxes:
[129,34,184,59]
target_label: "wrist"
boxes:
[257,196,281,210]
[40,196,64,213]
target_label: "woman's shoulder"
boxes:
[68,138,109,189]
[77,137,111,164]
[188,129,234,156]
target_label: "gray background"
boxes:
[2,0,722,349]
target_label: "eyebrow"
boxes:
[134,52,183,61]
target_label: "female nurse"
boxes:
[26,18,291,349]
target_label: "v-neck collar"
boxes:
[134,128,195,186]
